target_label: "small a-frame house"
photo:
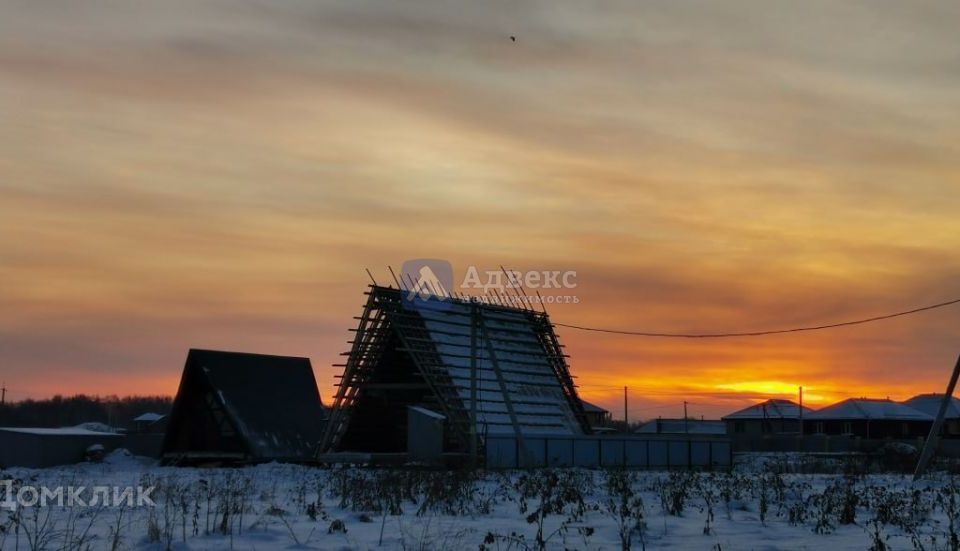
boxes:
[321,285,591,458]
[162,349,326,465]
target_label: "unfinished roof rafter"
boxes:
[320,286,591,455]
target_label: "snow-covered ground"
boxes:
[2,450,959,550]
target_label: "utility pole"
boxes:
[799,386,804,437]
[915,354,960,479]
[623,386,628,433]
[682,401,692,467]
[1,382,5,405]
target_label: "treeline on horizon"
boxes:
[0,394,173,429]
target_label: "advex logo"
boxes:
[401,259,453,302]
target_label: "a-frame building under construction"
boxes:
[320,285,591,459]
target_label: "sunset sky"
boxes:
[2,1,959,419]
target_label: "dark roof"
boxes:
[401,294,587,436]
[903,394,960,419]
[722,399,812,420]
[133,413,166,423]
[635,419,725,435]
[163,349,326,462]
[806,398,933,421]
[580,400,609,414]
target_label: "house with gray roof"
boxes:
[636,418,726,435]
[580,400,611,428]
[722,399,812,436]
[803,398,933,439]
[903,394,960,437]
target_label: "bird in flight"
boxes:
[510,36,516,42]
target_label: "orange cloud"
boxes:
[1,0,958,419]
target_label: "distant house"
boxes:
[0,427,123,468]
[804,398,933,439]
[131,412,167,434]
[722,399,812,436]
[580,400,612,428]
[636,418,726,435]
[903,394,960,437]
[161,349,327,465]
[125,413,168,459]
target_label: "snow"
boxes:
[636,419,726,435]
[132,413,166,423]
[0,427,122,436]
[4,454,960,550]
[408,300,584,436]
[723,399,811,420]
[904,394,960,419]
[409,406,446,420]
[806,398,933,420]
[71,421,121,433]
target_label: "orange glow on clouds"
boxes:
[1,1,959,419]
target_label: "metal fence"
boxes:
[731,434,960,457]
[484,434,732,469]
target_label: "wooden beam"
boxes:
[914,353,960,479]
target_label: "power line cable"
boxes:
[554,297,960,338]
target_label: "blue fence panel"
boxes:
[691,442,711,466]
[624,440,647,467]
[648,440,669,468]
[668,441,688,467]
[486,437,517,468]
[547,439,574,467]
[521,438,548,468]
[573,439,600,467]
[600,440,625,467]
[711,441,732,467]
[484,435,730,469]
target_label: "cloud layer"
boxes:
[1,0,958,418]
